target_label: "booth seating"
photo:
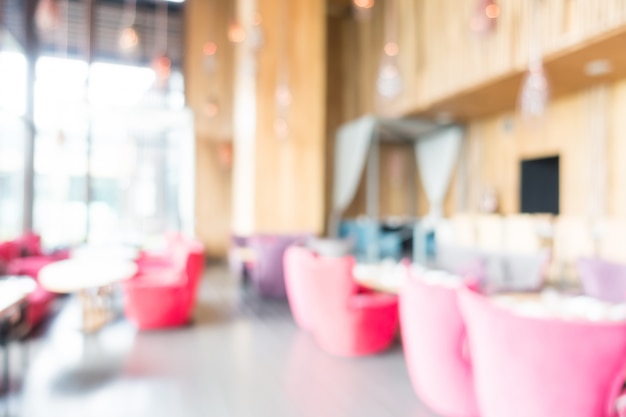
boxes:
[123,236,205,330]
[400,272,479,417]
[0,233,68,328]
[577,258,626,304]
[435,244,550,293]
[247,234,310,298]
[284,246,399,357]
[459,288,626,417]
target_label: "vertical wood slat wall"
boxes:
[185,0,235,256]
[329,0,626,121]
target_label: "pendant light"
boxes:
[119,0,139,54]
[248,8,264,54]
[274,0,291,141]
[353,0,375,21]
[470,0,499,35]
[228,2,246,45]
[152,0,171,88]
[35,0,61,33]
[376,0,403,100]
[202,0,219,119]
[518,0,549,120]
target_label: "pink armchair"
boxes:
[2,233,67,328]
[305,253,399,357]
[283,245,317,331]
[399,273,479,417]
[459,288,626,417]
[123,237,205,330]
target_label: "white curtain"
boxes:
[329,116,378,235]
[415,126,464,228]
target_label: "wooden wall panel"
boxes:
[231,0,327,234]
[184,0,235,256]
[454,81,625,220]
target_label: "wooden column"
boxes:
[184,0,235,256]
[232,0,327,235]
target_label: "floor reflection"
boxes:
[4,264,440,417]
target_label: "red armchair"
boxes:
[303,252,399,357]
[122,237,205,330]
[2,233,67,328]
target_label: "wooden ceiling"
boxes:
[408,25,626,122]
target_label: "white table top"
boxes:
[39,259,138,293]
[71,245,140,261]
[491,290,626,322]
[353,261,407,294]
[0,277,37,316]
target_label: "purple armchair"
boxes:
[247,234,310,298]
[577,257,626,304]
[459,288,626,417]
[400,271,479,417]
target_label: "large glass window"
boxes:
[0,31,28,240]
[32,56,192,248]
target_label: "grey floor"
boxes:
[1,264,440,417]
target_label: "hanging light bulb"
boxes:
[203,41,218,73]
[35,0,61,33]
[248,12,265,53]
[519,62,550,120]
[152,54,172,85]
[228,21,246,43]
[518,0,549,121]
[470,0,499,35]
[353,0,375,20]
[119,0,140,54]
[119,26,140,53]
[377,61,403,99]
[203,97,220,119]
[274,79,291,141]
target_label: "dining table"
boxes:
[38,259,138,333]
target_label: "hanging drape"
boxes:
[329,116,378,236]
[415,125,464,228]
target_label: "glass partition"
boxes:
[0,30,28,240]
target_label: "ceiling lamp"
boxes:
[274,0,291,140]
[203,96,220,119]
[228,21,246,43]
[248,11,264,52]
[376,0,403,101]
[518,0,549,121]
[353,0,375,20]
[119,0,140,54]
[203,41,218,73]
[35,0,61,33]
[470,0,499,35]
[152,0,171,87]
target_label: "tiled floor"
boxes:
[2,264,440,417]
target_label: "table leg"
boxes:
[79,288,115,333]
[0,319,8,396]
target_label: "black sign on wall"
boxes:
[520,156,560,215]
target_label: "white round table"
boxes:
[39,259,138,332]
[70,245,140,262]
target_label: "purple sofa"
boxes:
[577,257,626,303]
[247,234,311,298]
